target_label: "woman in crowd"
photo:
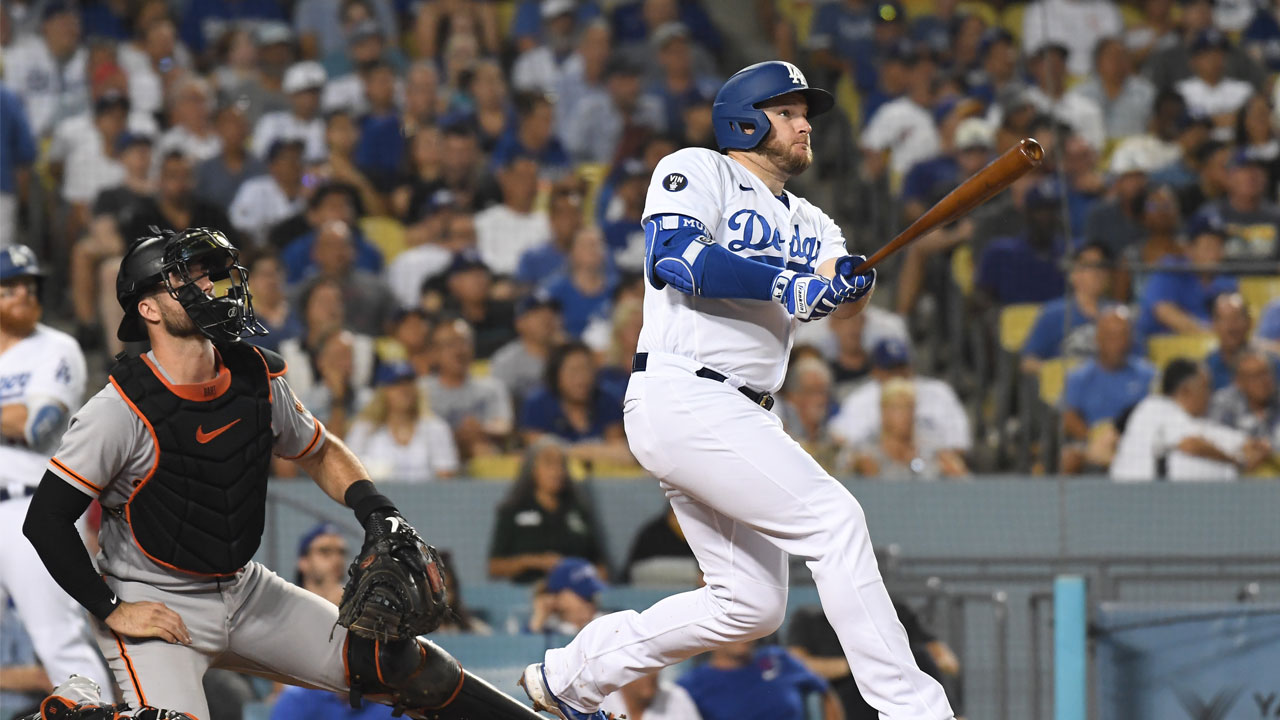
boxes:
[488,437,607,583]
[847,379,969,480]
[520,341,633,466]
[345,362,460,483]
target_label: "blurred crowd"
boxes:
[5,0,1280,491]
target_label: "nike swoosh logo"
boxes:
[387,517,401,534]
[196,419,241,444]
[739,184,753,191]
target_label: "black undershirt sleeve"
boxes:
[22,470,120,621]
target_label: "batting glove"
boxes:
[832,254,876,304]
[773,270,839,322]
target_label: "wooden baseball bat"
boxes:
[837,138,1045,276]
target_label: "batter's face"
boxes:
[0,278,41,336]
[756,94,814,177]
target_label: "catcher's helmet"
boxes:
[712,60,835,151]
[116,227,265,343]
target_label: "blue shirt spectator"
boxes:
[517,244,568,287]
[1063,357,1155,426]
[79,0,132,40]
[1243,8,1280,74]
[610,0,721,56]
[1024,298,1103,360]
[521,385,623,443]
[1135,257,1238,339]
[0,85,37,195]
[1258,298,1280,343]
[542,270,616,338]
[490,130,571,178]
[1023,243,1114,361]
[901,154,959,210]
[511,0,602,47]
[282,226,385,284]
[270,686,395,720]
[977,235,1068,305]
[355,111,405,193]
[181,0,288,55]
[1206,347,1280,392]
[679,645,829,720]
[808,1,877,92]
[521,341,624,444]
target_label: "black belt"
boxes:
[632,353,775,411]
[0,486,37,502]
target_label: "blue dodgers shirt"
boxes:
[270,687,395,720]
[678,646,829,720]
[521,387,624,442]
[977,235,1069,305]
[1061,358,1156,426]
[1205,347,1280,391]
[1023,297,1111,360]
[1136,256,1238,339]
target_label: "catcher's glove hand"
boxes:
[338,511,449,641]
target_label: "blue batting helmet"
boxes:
[0,244,45,283]
[712,61,835,151]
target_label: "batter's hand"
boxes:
[104,601,192,645]
[831,254,876,304]
[773,270,839,322]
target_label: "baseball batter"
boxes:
[0,245,114,700]
[520,62,956,720]
[20,228,542,719]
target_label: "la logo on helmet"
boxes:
[784,62,806,86]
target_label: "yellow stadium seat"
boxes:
[834,73,862,134]
[470,359,491,378]
[1147,333,1217,373]
[1000,3,1026,43]
[1239,276,1280,316]
[590,461,649,479]
[375,337,408,364]
[777,0,817,45]
[998,303,1042,353]
[360,216,407,263]
[575,162,609,221]
[1037,357,1078,406]
[951,245,974,297]
[468,453,522,480]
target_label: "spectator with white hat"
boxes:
[253,60,328,162]
[1084,135,1160,257]
[2,1,87,137]
[511,0,581,94]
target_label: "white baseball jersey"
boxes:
[0,324,87,488]
[1,35,88,137]
[639,147,848,393]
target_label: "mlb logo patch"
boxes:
[663,173,689,192]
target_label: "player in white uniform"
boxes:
[520,61,956,720]
[0,245,115,700]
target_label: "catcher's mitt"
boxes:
[338,512,449,641]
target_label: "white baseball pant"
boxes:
[543,353,955,719]
[0,495,115,700]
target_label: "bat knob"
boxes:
[836,256,854,277]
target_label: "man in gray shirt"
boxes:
[491,293,564,406]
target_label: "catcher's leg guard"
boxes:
[345,635,543,719]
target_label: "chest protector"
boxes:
[109,343,278,576]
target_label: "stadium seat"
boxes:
[575,162,610,220]
[468,453,523,480]
[1239,276,1280,316]
[1000,3,1027,42]
[997,303,1041,353]
[777,0,817,45]
[359,216,407,263]
[1037,357,1077,407]
[951,245,974,297]
[1147,333,1217,373]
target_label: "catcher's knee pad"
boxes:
[345,635,543,719]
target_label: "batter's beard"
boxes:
[0,304,40,337]
[760,133,813,176]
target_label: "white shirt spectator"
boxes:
[322,73,366,114]
[228,174,307,245]
[385,243,453,308]
[562,90,666,164]
[154,125,222,166]
[48,110,159,165]
[344,415,459,482]
[278,332,377,402]
[600,680,703,720]
[252,111,327,163]
[830,376,972,451]
[1021,0,1124,77]
[117,43,194,118]
[61,141,124,204]
[512,46,573,93]
[1025,86,1107,152]
[1176,76,1254,121]
[1110,395,1246,481]
[552,55,601,132]
[474,204,551,276]
[860,96,941,179]
[2,35,87,136]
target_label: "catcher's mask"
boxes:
[117,227,266,343]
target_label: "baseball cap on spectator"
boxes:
[266,138,305,161]
[94,90,130,115]
[1187,211,1227,240]
[1190,28,1231,54]
[373,361,416,387]
[283,61,327,94]
[652,22,691,48]
[618,157,648,181]
[409,188,458,224]
[954,118,995,151]
[448,249,489,275]
[872,338,912,369]
[542,0,575,19]
[255,21,294,47]
[297,523,345,557]
[996,86,1034,118]
[1024,177,1064,210]
[873,0,905,24]
[1028,38,1070,60]
[42,0,75,22]
[978,28,1014,59]
[883,38,920,65]
[546,558,607,602]
[115,132,153,154]
[517,290,561,316]
[1108,139,1160,176]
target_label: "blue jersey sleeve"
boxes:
[1022,304,1063,359]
